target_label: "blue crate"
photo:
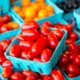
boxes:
[0,0,10,14]
[74,8,80,30]
[0,8,22,36]
[10,0,64,24]
[5,27,67,75]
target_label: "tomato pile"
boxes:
[8,21,64,62]
[2,66,64,80]
[13,0,54,22]
[57,42,80,78]
[0,36,15,65]
[0,14,19,33]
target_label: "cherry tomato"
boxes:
[67,63,80,76]
[73,55,80,66]
[22,29,39,41]
[30,36,48,57]
[2,59,13,67]
[9,44,21,57]
[33,57,42,62]
[11,72,25,80]
[53,23,64,28]
[42,21,53,27]
[19,41,34,51]
[51,70,64,80]
[69,32,78,40]
[67,73,75,78]
[16,34,24,41]
[2,14,11,23]
[68,49,79,62]
[21,21,39,31]
[68,42,78,50]
[20,50,28,59]
[23,70,39,79]
[66,38,75,44]
[0,49,4,57]
[40,26,50,37]
[0,56,6,64]
[48,31,59,49]
[43,75,51,80]
[0,24,11,33]
[58,54,68,64]
[0,39,10,51]
[2,66,13,78]
[41,48,52,62]
[0,17,4,27]
[63,24,72,33]
[26,75,37,80]
[51,29,64,40]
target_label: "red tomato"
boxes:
[41,48,53,62]
[19,41,34,51]
[0,56,6,64]
[21,20,39,31]
[51,29,64,40]
[48,32,59,49]
[53,23,63,29]
[26,51,34,60]
[67,73,75,78]
[0,24,11,33]
[20,50,28,59]
[0,17,4,27]
[2,14,11,23]
[16,34,24,41]
[33,57,42,62]
[68,42,78,50]
[63,24,72,33]
[69,32,78,40]
[42,21,53,27]
[68,49,79,62]
[2,60,13,67]
[0,49,4,57]
[23,70,39,79]
[2,66,13,78]
[40,26,50,37]
[22,29,39,41]
[43,75,51,80]
[30,36,48,57]
[11,72,25,80]
[9,44,21,57]
[0,39,10,51]
[26,75,36,80]
[64,50,70,55]
[67,63,80,76]
[58,54,68,64]
[73,55,80,66]
[66,38,75,44]
[10,36,15,42]
[51,70,64,80]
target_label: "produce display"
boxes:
[1,66,64,80]
[1,0,80,80]
[57,41,80,78]
[0,36,15,65]
[13,0,54,22]
[0,14,19,33]
[8,21,64,62]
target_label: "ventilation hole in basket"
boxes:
[28,66,31,70]
[39,68,43,73]
[18,64,21,69]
